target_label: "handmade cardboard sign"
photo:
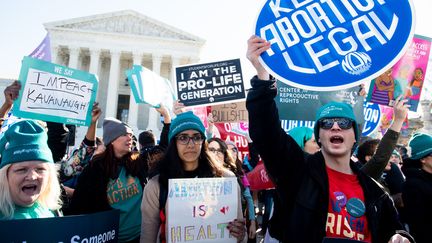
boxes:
[13,57,98,126]
[211,102,248,123]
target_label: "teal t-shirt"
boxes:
[107,166,143,242]
[1,202,55,220]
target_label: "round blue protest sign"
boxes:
[255,0,415,91]
[362,102,381,137]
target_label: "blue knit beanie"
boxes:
[314,102,359,143]
[409,133,432,160]
[288,127,314,150]
[0,120,53,168]
[168,111,206,142]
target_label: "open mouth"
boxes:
[330,135,344,144]
[22,185,38,194]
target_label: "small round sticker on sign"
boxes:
[254,0,415,91]
[346,198,366,218]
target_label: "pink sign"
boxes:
[367,35,431,112]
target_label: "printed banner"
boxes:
[125,65,176,110]
[167,177,238,243]
[13,57,98,126]
[175,59,245,107]
[255,0,415,91]
[246,161,275,191]
[214,122,250,161]
[362,102,381,137]
[211,102,248,123]
[378,105,409,137]
[276,80,365,130]
[0,210,119,242]
[367,35,432,112]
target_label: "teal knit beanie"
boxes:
[314,102,359,143]
[168,111,206,142]
[288,127,314,150]
[409,133,432,160]
[0,120,53,168]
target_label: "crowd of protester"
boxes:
[0,37,431,243]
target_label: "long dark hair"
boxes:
[157,137,224,189]
[208,137,244,176]
[91,143,141,179]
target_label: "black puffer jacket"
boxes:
[246,76,412,243]
[402,168,432,243]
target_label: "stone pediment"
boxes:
[44,10,204,42]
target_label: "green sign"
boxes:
[13,56,98,126]
[126,65,176,110]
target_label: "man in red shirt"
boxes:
[245,35,413,243]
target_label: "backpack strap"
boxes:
[159,185,168,243]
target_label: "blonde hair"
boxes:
[0,163,62,219]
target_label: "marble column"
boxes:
[89,48,101,76]
[171,56,181,93]
[146,54,162,132]
[68,46,80,69]
[89,48,101,102]
[105,50,121,119]
[128,52,143,131]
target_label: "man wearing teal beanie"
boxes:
[245,35,413,243]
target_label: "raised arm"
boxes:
[0,80,21,120]
[85,102,102,143]
[246,35,270,80]
[361,96,409,179]
[155,104,171,148]
[245,35,305,186]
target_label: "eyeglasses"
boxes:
[176,134,204,145]
[319,118,353,130]
[208,147,223,155]
[230,147,238,153]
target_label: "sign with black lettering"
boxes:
[175,59,245,107]
[255,0,415,91]
[13,57,98,126]
[211,102,248,123]
[0,210,119,242]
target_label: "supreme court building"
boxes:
[45,10,205,137]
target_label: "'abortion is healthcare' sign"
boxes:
[255,0,415,91]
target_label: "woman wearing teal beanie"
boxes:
[288,126,320,154]
[141,111,246,242]
[0,120,62,219]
